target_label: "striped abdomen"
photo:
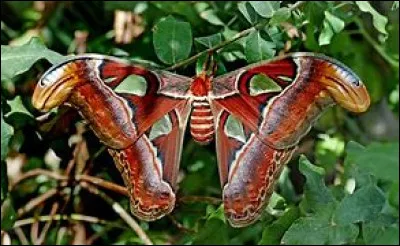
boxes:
[190,100,214,144]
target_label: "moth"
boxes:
[32,53,370,227]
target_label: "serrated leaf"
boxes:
[1,113,13,161]
[298,155,336,211]
[282,205,359,245]
[1,37,64,81]
[259,207,299,245]
[318,11,345,46]
[245,31,276,63]
[153,16,192,65]
[356,1,388,35]
[195,33,222,49]
[249,1,280,18]
[345,142,399,182]
[199,9,225,26]
[363,218,399,245]
[334,184,386,225]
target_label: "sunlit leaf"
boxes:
[1,38,64,81]
[153,16,192,65]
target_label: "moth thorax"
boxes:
[190,100,214,144]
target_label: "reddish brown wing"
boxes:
[210,53,370,227]
[211,103,296,227]
[32,54,192,221]
[32,54,192,149]
[108,102,191,221]
[211,53,370,149]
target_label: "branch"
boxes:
[165,1,305,71]
[79,182,153,245]
[10,169,67,190]
[354,18,398,69]
[17,188,59,217]
[76,174,129,197]
[13,214,109,228]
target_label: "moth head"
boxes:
[32,56,103,111]
[314,57,371,113]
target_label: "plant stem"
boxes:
[14,214,109,228]
[355,19,398,69]
[166,1,305,71]
[17,188,59,217]
[76,174,129,197]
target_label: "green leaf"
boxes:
[270,8,291,25]
[259,207,300,245]
[5,96,33,118]
[195,33,222,49]
[282,205,359,245]
[356,1,388,36]
[248,1,280,18]
[153,16,192,65]
[1,37,64,81]
[1,112,13,161]
[334,185,386,225]
[238,1,261,24]
[345,142,399,182]
[363,218,399,245]
[199,9,225,26]
[392,1,399,11]
[318,11,345,46]
[1,197,16,230]
[193,205,228,245]
[104,1,140,11]
[298,155,336,211]
[388,182,399,209]
[245,31,276,63]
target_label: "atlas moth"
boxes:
[32,52,370,227]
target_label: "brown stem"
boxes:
[17,188,59,217]
[13,214,109,228]
[76,174,129,197]
[10,169,67,190]
[13,227,29,245]
[36,202,59,245]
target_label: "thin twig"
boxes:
[13,214,109,228]
[167,215,196,233]
[17,188,59,217]
[165,1,305,71]
[11,169,67,190]
[13,227,29,245]
[354,18,398,69]
[36,202,59,245]
[76,174,129,197]
[79,182,153,245]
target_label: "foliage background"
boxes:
[1,1,399,245]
